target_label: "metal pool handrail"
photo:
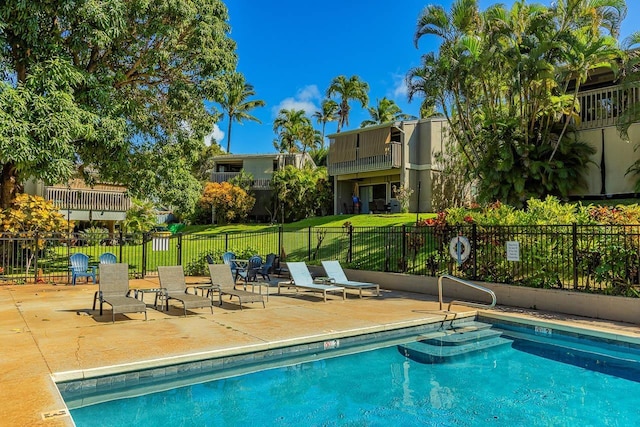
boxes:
[438,274,497,311]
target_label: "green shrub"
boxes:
[79,227,109,246]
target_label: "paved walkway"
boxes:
[2,278,640,426]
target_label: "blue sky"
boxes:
[210,0,640,154]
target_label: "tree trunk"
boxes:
[226,120,233,153]
[0,162,18,209]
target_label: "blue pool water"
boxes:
[69,327,640,426]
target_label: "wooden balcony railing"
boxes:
[577,83,640,130]
[210,172,272,189]
[328,143,402,176]
[45,187,131,212]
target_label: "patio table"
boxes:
[128,288,164,309]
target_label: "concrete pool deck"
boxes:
[3,278,640,426]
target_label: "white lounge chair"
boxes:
[321,260,380,297]
[278,262,345,302]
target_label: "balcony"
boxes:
[328,143,401,176]
[577,83,640,130]
[210,172,272,190]
[45,186,130,212]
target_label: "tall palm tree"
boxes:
[360,97,416,127]
[214,72,265,153]
[326,75,369,132]
[312,99,339,148]
[273,108,312,153]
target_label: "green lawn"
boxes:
[184,213,432,235]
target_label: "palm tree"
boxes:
[299,126,322,156]
[619,31,640,139]
[312,99,339,148]
[214,72,265,153]
[273,109,312,153]
[360,97,416,127]
[326,75,369,132]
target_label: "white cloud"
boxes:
[204,124,225,147]
[271,84,321,117]
[297,85,321,101]
[389,73,408,99]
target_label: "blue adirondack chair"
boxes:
[237,255,263,285]
[221,251,239,281]
[99,252,117,264]
[70,253,96,285]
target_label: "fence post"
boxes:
[141,232,147,278]
[118,230,123,261]
[278,225,283,257]
[472,223,477,280]
[308,226,312,261]
[572,223,578,289]
[225,233,229,252]
[34,232,39,283]
[176,233,183,266]
[402,225,407,273]
[348,225,353,263]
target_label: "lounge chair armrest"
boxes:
[314,276,335,284]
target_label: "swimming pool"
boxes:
[64,317,640,426]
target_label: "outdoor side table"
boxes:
[129,288,164,309]
[189,282,222,302]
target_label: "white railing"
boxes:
[210,172,272,190]
[438,274,497,311]
[45,187,130,212]
[328,143,401,176]
[577,84,640,130]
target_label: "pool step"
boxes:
[398,321,511,363]
[498,328,640,382]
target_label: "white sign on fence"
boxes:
[506,241,520,261]
[152,237,169,251]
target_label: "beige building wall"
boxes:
[403,118,448,212]
[242,158,274,181]
[572,123,640,196]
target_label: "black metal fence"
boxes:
[1,225,639,296]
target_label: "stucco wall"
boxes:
[573,123,640,196]
[242,158,274,180]
[321,267,640,324]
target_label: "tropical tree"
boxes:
[0,194,70,277]
[193,144,226,182]
[201,182,255,224]
[326,75,370,132]
[214,72,266,153]
[360,97,416,127]
[409,0,626,206]
[619,31,640,188]
[312,99,339,148]
[122,199,158,234]
[272,109,313,153]
[0,0,237,208]
[271,166,331,222]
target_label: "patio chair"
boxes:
[92,263,146,322]
[278,262,345,302]
[208,263,265,309]
[237,255,263,285]
[99,252,117,264]
[222,251,240,281]
[272,255,289,277]
[157,266,214,316]
[70,253,96,285]
[258,253,277,281]
[321,260,380,297]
